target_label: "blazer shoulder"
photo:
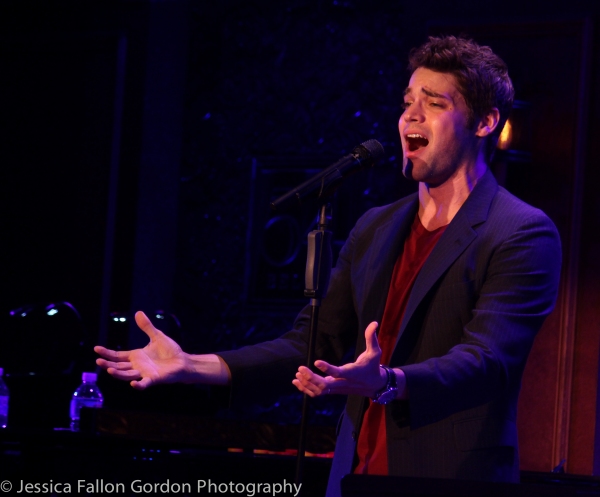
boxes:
[353,192,419,234]
[489,186,558,232]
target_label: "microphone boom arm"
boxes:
[270,139,384,212]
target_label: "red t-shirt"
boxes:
[354,214,447,475]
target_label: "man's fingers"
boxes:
[96,358,132,371]
[292,378,317,397]
[314,360,341,378]
[103,364,154,389]
[131,377,152,390]
[292,374,321,397]
[293,375,329,397]
[295,367,326,392]
[106,367,143,380]
[94,346,130,362]
[134,311,160,340]
[294,366,344,397]
[297,366,322,384]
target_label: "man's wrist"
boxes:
[374,364,388,396]
[372,365,398,404]
[372,366,408,401]
[184,353,232,386]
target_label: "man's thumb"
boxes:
[135,311,159,339]
[365,321,380,351]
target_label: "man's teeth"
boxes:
[405,133,429,152]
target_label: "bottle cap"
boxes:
[82,372,97,383]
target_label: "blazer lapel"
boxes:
[396,169,499,345]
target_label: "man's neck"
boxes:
[418,161,488,231]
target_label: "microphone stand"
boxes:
[268,140,383,492]
[295,202,333,491]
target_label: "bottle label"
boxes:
[0,395,8,416]
[70,398,103,419]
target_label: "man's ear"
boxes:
[475,107,500,137]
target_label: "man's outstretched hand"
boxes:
[293,321,389,398]
[94,311,188,390]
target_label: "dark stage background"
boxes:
[2,0,600,482]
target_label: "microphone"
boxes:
[270,139,385,211]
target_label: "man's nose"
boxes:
[402,102,424,122]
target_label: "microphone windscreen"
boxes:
[355,139,385,163]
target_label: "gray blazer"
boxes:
[219,169,562,497]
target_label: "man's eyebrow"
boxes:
[422,88,450,99]
[403,87,451,100]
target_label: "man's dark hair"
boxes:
[408,35,514,162]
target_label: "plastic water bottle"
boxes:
[0,368,8,429]
[70,372,103,431]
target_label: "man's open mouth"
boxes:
[406,133,429,152]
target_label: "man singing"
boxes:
[96,36,561,496]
